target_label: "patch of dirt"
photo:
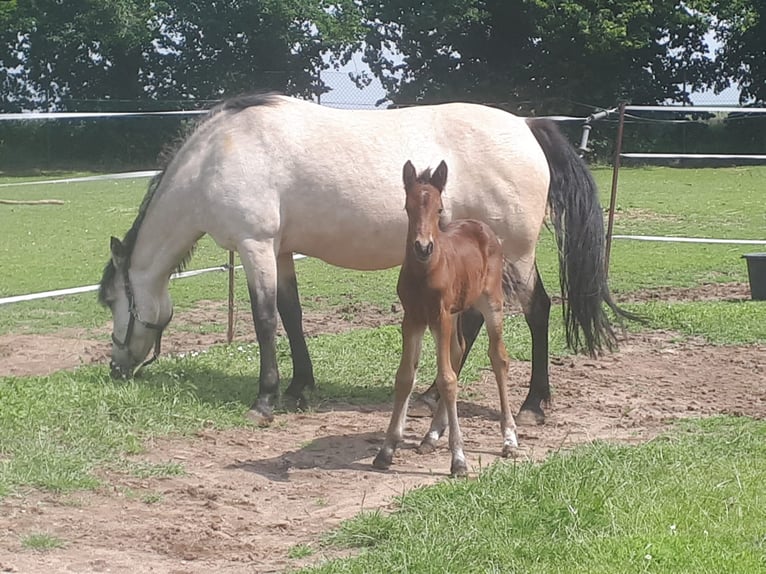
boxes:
[0,284,764,573]
[0,282,753,379]
[0,300,402,379]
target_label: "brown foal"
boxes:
[373,160,518,477]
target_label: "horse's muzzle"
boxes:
[110,361,134,380]
[413,240,433,261]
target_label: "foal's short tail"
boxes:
[526,118,642,356]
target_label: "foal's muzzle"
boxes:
[413,240,434,261]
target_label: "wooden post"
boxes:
[227,250,235,343]
[605,101,627,276]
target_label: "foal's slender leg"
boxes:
[239,239,281,425]
[417,315,461,454]
[373,315,425,470]
[277,254,315,410]
[476,295,518,457]
[413,308,481,416]
[508,260,551,425]
[433,313,467,477]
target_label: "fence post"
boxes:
[605,101,626,276]
[227,250,235,343]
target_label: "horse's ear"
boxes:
[431,160,448,192]
[110,236,126,266]
[402,160,417,189]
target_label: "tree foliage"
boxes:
[0,0,361,111]
[710,0,766,104]
[356,0,720,113]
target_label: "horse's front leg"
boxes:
[373,314,425,470]
[277,253,315,410]
[417,315,461,454]
[239,239,281,425]
[411,307,483,416]
[433,313,467,478]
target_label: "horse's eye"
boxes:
[438,208,443,215]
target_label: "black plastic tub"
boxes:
[742,253,766,301]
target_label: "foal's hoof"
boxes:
[372,450,393,470]
[409,394,438,418]
[417,439,438,455]
[502,444,520,459]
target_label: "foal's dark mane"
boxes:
[415,167,433,184]
[97,92,283,306]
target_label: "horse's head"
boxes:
[99,236,173,379]
[402,159,448,263]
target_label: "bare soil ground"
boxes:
[0,282,764,573]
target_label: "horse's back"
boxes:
[161,95,550,269]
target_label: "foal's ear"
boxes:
[402,160,417,189]
[431,160,448,192]
[110,236,126,266]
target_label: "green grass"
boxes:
[20,532,65,551]
[304,417,766,573]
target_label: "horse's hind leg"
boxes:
[373,314,425,470]
[239,239,281,425]
[277,254,315,410]
[508,259,551,425]
[476,294,518,457]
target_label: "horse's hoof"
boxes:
[282,392,309,412]
[372,450,392,470]
[516,406,545,426]
[409,394,438,418]
[417,440,437,455]
[245,408,274,427]
[450,461,469,478]
[285,376,315,398]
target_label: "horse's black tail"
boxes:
[526,118,642,356]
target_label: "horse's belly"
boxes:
[285,220,407,271]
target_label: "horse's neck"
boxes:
[130,194,202,285]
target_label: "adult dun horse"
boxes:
[373,160,517,477]
[99,93,633,425]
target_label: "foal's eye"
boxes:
[438,208,443,215]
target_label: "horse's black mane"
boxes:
[97,91,283,306]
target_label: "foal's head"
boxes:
[402,159,448,262]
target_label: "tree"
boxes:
[355,0,719,114]
[711,0,766,104]
[0,0,362,111]
[0,0,154,111]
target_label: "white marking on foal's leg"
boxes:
[418,399,448,455]
[502,425,519,458]
[451,448,467,477]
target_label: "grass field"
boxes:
[1,166,765,571]
[306,417,766,573]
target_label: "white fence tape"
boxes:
[622,153,766,160]
[625,105,766,114]
[0,170,160,188]
[0,110,207,121]
[0,255,307,306]
[612,235,766,246]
